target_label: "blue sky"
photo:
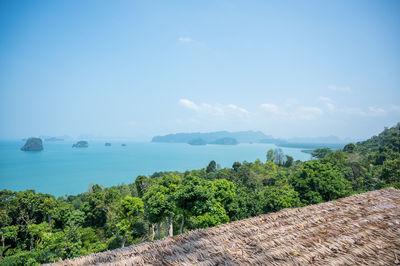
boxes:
[0,0,399,140]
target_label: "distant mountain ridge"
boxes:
[152,131,269,144]
[152,131,350,146]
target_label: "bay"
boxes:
[0,140,312,196]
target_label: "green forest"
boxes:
[1,123,399,265]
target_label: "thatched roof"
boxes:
[49,188,400,265]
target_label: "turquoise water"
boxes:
[0,141,311,196]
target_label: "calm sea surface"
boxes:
[0,141,312,196]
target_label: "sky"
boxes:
[0,0,399,141]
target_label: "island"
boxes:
[188,138,207,146]
[105,143,111,146]
[44,137,64,141]
[209,137,238,145]
[152,131,347,149]
[121,144,127,147]
[21,138,43,151]
[72,141,88,148]
[152,130,269,144]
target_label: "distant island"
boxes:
[209,137,238,145]
[21,137,43,151]
[152,130,346,149]
[152,131,269,144]
[105,143,111,146]
[45,137,64,141]
[188,138,207,146]
[72,141,88,148]
[187,137,238,146]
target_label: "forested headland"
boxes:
[1,123,399,265]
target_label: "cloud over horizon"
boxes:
[175,96,398,138]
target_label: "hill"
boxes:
[356,122,400,155]
[49,188,400,265]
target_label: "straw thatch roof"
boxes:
[49,188,400,265]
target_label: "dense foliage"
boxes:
[1,123,399,265]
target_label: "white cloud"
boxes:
[179,99,198,111]
[341,107,364,115]
[179,99,249,118]
[178,37,194,43]
[227,104,249,117]
[367,106,385,116]
[328,84,352,93]
[260,103,323,120]
[260,104,280,114]
[178,98,391,129]
[318,96,335,111]
[318,96,332,102]
[340,106,386,117]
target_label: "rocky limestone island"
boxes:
[72,141,88,148]
[105,143,111,146]
[21,138,43,151]
[121,143,127,147]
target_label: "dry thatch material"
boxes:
[49,188,400,266]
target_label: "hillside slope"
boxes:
[50,188,400,266]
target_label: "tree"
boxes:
[259,186,301,213]
[175,174,227,231]
[119,185,131,199]
[311,148,333,159]
[1,225,18,250]
[41,197,57,230]
[380,158,400,184]
[0,210,12,249]
[81,191,106,227]
[284,155,294,167]
[191,201,229,229]
[143,180,178,239]
[343,143,356,153]
[206,160,217,173]
[291,160,352,204]
[135,175,151,198]
[273,148,285,165]
[228,187,263,221]
[118,197,144,247]
[210,179,236,216]
[104,188,121,210]
[266,149,275,162]
[232,162,241,172]
[89,184,103,194]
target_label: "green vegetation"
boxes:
[1,123,399,265]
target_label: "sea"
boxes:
[0,140,314,196]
